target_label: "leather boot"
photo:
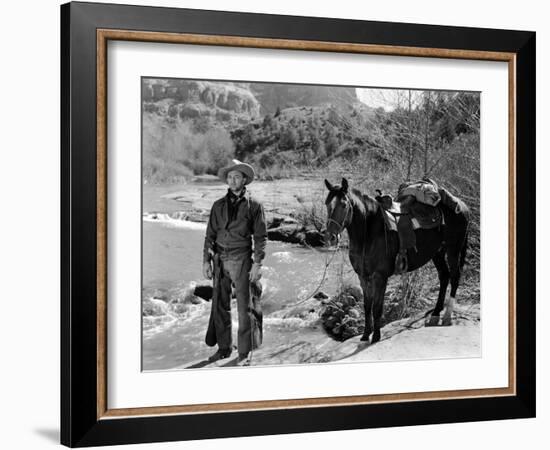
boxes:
[208,347,232,362]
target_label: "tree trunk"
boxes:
[423,92,431,176]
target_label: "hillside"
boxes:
[142,78,381,182]
[230,102,382,179]
[250,83,359,114]
[141,79,481,234]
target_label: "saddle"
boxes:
[377,193,443,233]
[376,179,445,274]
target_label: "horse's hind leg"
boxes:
[442,249,462,326]
[426,249,450,327]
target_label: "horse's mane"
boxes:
[349,188,379,216]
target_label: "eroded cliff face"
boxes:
[142,79,360,126]
[143,79,261,125]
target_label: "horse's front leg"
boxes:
[370,272,388,343]
[359,276,373,341]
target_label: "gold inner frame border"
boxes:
[96,28,517,420]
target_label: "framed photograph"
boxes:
[61,1,535,447]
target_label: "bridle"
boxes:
[326,193,353,236]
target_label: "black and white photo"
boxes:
[141,78,481,370]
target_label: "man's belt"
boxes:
[215,243,252,254]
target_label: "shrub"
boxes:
[142,113,235,183]
[279,127,297,150]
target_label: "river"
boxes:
[142,180,354,371]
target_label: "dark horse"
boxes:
[324,178,469,344]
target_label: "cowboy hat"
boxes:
[217,159,255,185]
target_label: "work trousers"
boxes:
[213,252,253,355]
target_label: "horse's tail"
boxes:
[459,228,468,270]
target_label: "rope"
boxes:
[246,239,342,365]
[246,195,350,365]
[285,240,342,308]
[244,240,342,367]
[283,192,353,307]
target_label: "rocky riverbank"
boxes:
[144,177,327,246]
[177,298,481,369]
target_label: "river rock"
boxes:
[171,303,190,315]
[143,298,169,317]
[194,284,213,301]
[267,224,300,243]
[266,223,324,247]
[304,229,324,246]
[321,285,365,341]
[341,295,357,307]
[267,216,297,229]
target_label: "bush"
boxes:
[279,127,297,150]
[142,156,193,184]
[262,114,274,129]
[142,113,235,183]
[192,116,212,133]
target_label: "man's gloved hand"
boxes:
[203,261,213,280]
[249,262,262,282]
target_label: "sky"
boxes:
[356,88,424,111]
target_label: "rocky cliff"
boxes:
[142,78,360,126]
[143,79,261,126]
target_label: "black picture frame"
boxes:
[61,1,535,447]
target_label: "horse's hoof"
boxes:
[371,332,381,343]
[425,315,440,327]
[441,317,453,326]
[360,333,371,342]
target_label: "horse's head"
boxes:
[324,178,353,247]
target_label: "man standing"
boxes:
[203,159,267,366]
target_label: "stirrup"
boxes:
[394,252,408,274]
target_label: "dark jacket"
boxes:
[203,188,267,264]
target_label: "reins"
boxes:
[286,200,351,309]
[287,239,342,308]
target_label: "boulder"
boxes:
[304,229,324,246]
[267,224,324,247]
[267,224,301,243]
[143,298,169,317]
[193,284,213,301]
[321,286,365,341]
[179,105,201,119]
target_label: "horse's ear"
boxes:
[341,178,349,193]
[324,179,333,191]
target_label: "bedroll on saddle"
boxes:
[396,178,441,206]
[397,178,465,214]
